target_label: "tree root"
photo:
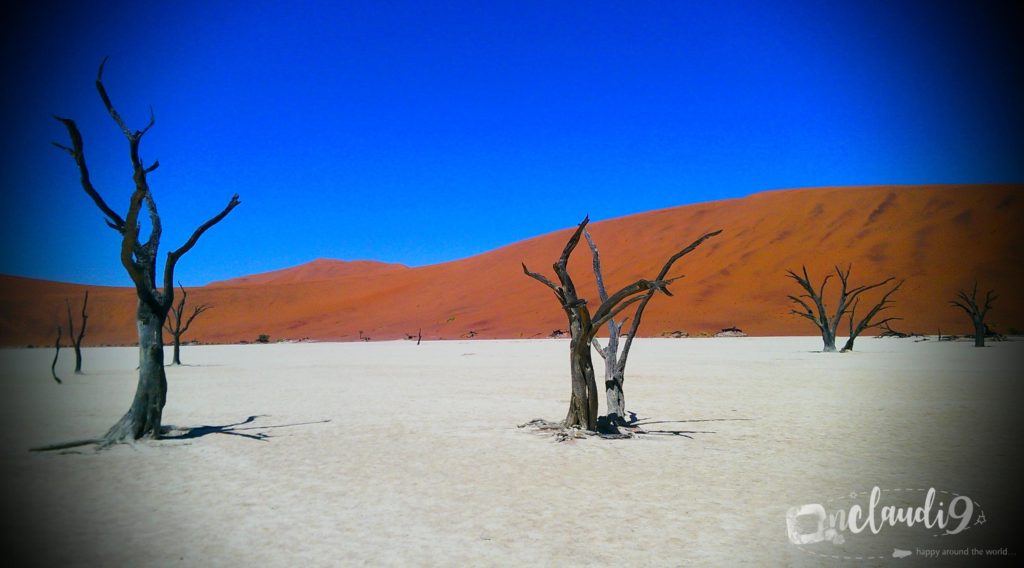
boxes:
[517,417,638,442]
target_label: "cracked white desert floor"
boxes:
[1,337,1021,566]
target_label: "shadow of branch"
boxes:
[161,415,331,442]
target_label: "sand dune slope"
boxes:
[1,184,1020,346]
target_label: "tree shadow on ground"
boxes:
[160,415,331,442]
[622,412,755,438]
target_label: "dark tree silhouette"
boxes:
[164,284,211,365]
[523,217,720,431]
[46,58,240,447]
[65,290,89,373]
[950,282,997,347]
[51,326,63,385]
[786,265,898,352]
[841,280,903,351]
[584,228,720,425]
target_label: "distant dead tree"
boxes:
[65,290,89,373]
[164,284,211,365]
[879,321,911,338]
[950,282,997,347]
[584,228,720,426]
[37,58,240,450]
[51,325,63,384]
[841,280,903,351]
[786,265,899,353]
[523,216,720,432]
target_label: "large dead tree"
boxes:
[65,290,89,374]
[584,228,720,425]
[523,217,720,432]
[786,265,897,352]
[950,282,997,347]
[47,58,240,447]
[164,283,212,365]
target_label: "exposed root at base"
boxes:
[517,418,641,442]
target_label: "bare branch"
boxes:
[51,116,126,232]
[583,229,609,302]
[554,216,590,277]
[591,279,658,324]
[163,194,241,305]
[139,105,156,137]
[949,298,973,315]
[522,262,558,292]
[180,303,212,335]
[95,56,132,138]
[618,229,722,366]
[653,229,723,282]
[592,294,645,330]
[981,289,998,319]
[789,308,823,325]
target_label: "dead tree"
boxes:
[51,326,63,384]
[523,217,719,432]
[841,280,903,351]
[164,283,211,365]
[879,321,910,338]
[786,265,897,352]
[65,290,89,373]
[584,228,720,426]
[950,282,997,347]
[48,58,240,447]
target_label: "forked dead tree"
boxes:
[584,228,720,425]
[38,58,240,449]
[950,282,997,347]
[841,280,903,351]
[65,290,89,373]
[164,284,212,365]
[786,265,898,352]
[523,217,720,432]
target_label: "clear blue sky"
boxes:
[1,0,1021,287]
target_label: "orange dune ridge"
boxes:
[1,184,1021,347]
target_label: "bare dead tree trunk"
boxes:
[585,230,627,424]
[51,326,63,384]
[49,58,240,448]
[786,265,895,353]
[950,282,997,347]
[585,228,720,425]
[65,290,89,373]
[104,299,168,441]
[164,283,211,365]
[524,217,720,432]
[594,318,626,424]
[841,280,903,351]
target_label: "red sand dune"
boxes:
[1,184,1021,347]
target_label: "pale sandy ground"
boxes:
[1,337,1022,567]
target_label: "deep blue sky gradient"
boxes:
[1,0,1021,286]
